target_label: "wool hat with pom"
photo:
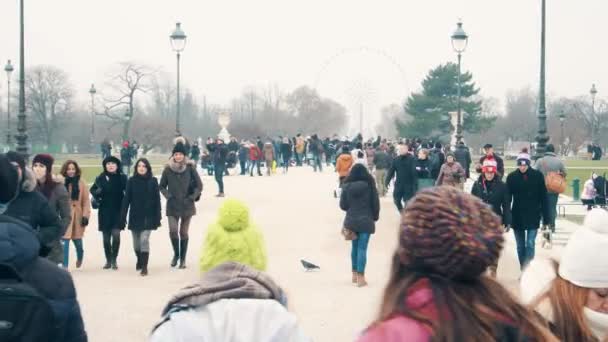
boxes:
[482,158,498,174]
[559,209,608,288]
[399,186,504,280]
[199,199,267,273]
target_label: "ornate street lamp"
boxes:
[590,83,598,143]
[16,0,28,158]
[170,22,187,135]
[4,60,14,147]
[89,84,96,147]
[535,0,549,159]
[451,19,468,144]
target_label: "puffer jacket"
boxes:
[436,162,466,186]
[340,180,380,234]
[0,215,87,342]
[335,153,354,177]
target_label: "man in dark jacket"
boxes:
[454,141,472,179]
[471,159,511,278]
[478,144,505,179]
[373,147,392,197]
[190,142,201,169]
[429,142,446,180]
[385,144,418,212]
[208,138,229,197]
[3,152,62,257]
[238,142,250,175]
[309,134,324,172]
[506,154,549,269]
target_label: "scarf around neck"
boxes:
[64,176,80,201]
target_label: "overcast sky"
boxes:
[0,0,606,132]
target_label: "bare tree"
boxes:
[25,65,74,146]
[97,62,156,142]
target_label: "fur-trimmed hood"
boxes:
[166,156,194,174]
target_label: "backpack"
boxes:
[0,263,56,342]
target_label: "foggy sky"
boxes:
[0,0,605,132]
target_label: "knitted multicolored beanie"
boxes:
[399,186,504,280]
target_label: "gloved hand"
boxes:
[81,217,89,227]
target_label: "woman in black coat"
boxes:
[120,158,161,276]
[471,161,511,277]
[340,164,380,288]
[90,156,127,270]
[280,137,293,173]
[415,149,434,191]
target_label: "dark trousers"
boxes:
[312,154,323,172]
[393,189,413,212]
[240,160,247,174]
[214,164,225,194]
[102,229,121,262]
[250,160,262,176]
[545,193,559,230]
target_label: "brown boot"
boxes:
[352,271,358,284]
[357,273,368,287]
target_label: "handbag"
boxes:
[341,228,358,241]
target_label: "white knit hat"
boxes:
[559,209,608,288]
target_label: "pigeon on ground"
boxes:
[300,259,320,271]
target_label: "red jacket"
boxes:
[249,146,262,161]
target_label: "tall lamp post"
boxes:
[4,60,13,147]
[590,83,598,143]
[89,84,96,148]
[16,0,28,157]
[170,22,187,135]
[451,20,468,144]
[535,0,549,159]
[559,111,566,155]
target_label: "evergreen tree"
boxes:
[396,63,493,140]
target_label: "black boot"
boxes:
[170,238,179,267]
[103,240,111,270]
[140,252,149,276]
[179,239,188,269]
[135,251,142,271]
[111,238,120,270]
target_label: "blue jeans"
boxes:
[62,239,83,268]
[312,154,323,172]
[545,193,559,231]
[513,228,538,269]
[351,233,371,273]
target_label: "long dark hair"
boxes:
[60,160,82,201]
[133,158,153,178]
[374,253,558,341]
[345,164,377,194]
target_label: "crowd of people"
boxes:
[1,131,607,341]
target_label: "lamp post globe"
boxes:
[4,60,14,147]
[170,22,187,135]
[451,20,468,144]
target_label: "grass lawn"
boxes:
[52,165,165,184]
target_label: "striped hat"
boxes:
[398,186,504,280]
[482,158,498,173]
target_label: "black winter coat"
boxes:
[454,146,472,178]
[4,169,62,255]
[208,143,229,166]
[90,172,128,232]
[280,143,293,159]
[0,215,87,342]
[340,180,380,234]
[386,155,418,197]
[506,168,548,230]
[471,176,512,226]
[373,151,392,170]
[415,158,432,179]
[120,175,162,231]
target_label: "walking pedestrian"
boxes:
[60,160,90,269]
[249,142,263,177]
[310,134,324,172]
[506,153,549,269]
[521,209,608,341]
[471,159,511,278]
[436,152,466,189]
[280,137,293,173]
[385,144,417,212]
[429,142,445,180]
[2,152,62,257]
[415,149,434,191]
[160,140,203,269]
[120,158,161,276]
[208,138,228,196]
[373,147,391,197]
[190,142,201,170]
[454,141,472,179]
[477,143,505,179]
[534,144,567,233]
[120,140,134,175]
[340,164,380,287]
[238,142,249,175]
[90,156,127,270]
[357,187,557,342]
[295,134,306,166]
[263,141,275,176]
[32,154,71,265]
[582,173,598,210]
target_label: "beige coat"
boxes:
[63,179,91,240]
